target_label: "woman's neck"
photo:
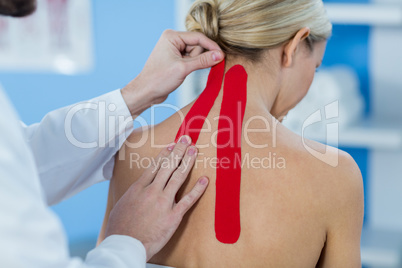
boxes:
[224,58,281,115]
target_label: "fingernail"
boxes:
[167,143,175,151]
[180,136,190,144]
[199,177,209,186]
[212,51,221,61]
[188,146,197,156]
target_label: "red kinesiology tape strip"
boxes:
[215,65,247,244]
[175,60,225,144]
[174,60,248,244]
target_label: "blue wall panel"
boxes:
[323,25,371,116]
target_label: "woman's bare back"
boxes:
[100,85,363,267]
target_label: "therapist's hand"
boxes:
[105,136,209,261]
[121,29,224,116]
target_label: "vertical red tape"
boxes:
[175,61,225,144]
[174,61,247,244]
[215,65,247,244]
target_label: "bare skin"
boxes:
[99,29,364,267]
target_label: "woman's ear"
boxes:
[282,27,311,68]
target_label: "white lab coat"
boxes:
[0,87,146,267]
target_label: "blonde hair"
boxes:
[186,0,332,61]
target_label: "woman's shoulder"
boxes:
[278,125,363,210]
[294,135,364,223]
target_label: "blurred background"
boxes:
[0,0,401,267]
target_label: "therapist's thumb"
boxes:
[185,50,224,75]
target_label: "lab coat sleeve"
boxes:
[0,88,146,268]
[22,89,134,205]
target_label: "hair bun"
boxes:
[186,0,220,41]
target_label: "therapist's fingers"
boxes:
[171,30,224,75]
[175,30,221,53]
[164,145,198,197]
[152,136,192,189]
[106,136,208,261]
[182,50,224,76]
[121,29,225,116]
[185,45,205,58]
[137,144,173,187]
[174,177,209,216]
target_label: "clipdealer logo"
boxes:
[64,100,340,168]
[301,100,339,167]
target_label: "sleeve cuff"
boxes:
[86,235,146,268]
[106,89,133,122]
